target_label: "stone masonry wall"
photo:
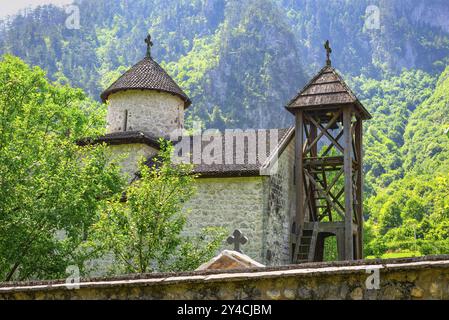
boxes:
[2,256,449,300]
[108,143,158,181]
[106,90,184,137]
[263,138,295,266]
[183,177,266,263]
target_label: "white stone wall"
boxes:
[106,90,184,137]
[183,138,296,267]
[108,143,158,181]
[90,138,295,273]
[183,177,266,262]
[262,138,295,266]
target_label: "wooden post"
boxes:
[343,107,354,260]
[355,117,364,259]
[336,229,346,261]
[310,123,317,157]
[295,111,305,230]
[309,123,318,220]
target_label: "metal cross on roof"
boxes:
[145,34,153,58]
[324,40,332,66]
[227,229,248,253]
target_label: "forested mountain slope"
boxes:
[364,66,449,257]
[1,0,449,128]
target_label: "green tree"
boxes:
[0,55,125,281]
[88,140,226,274]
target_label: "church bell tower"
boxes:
[286,41,372,263]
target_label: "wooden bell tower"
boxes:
[286,41,371,263]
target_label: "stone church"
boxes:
[86,35,370,267]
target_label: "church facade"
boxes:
[85,35,370,267]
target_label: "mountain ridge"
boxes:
[1,0,449,129]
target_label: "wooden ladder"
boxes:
[295,223,319,264]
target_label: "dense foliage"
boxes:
[88,141,226,274]
[361,66,449,258]
[0,55,125,281]
[350,70,436,196]
[0,57,225,280]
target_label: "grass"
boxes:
[365,250,422,260]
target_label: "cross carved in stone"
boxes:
[227,229,248,253]
[145,34,153,58]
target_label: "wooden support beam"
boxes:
[304,178,316,221]
[336,229,346,261]
[310,124,317,159]
[304,171,345,219]
[295,110,305,228]
[327,188,345,214]
[351,122,358,163]
[343,107,354,260]
[309,124,318,220]
[355,117,364,260]
[305,111,342,154]
[293,110,305,262]
[322,129,344,157]
[303,123,310,154]
[326,168,344,193]
[321,166,332,221]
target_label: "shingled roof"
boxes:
[142,127,295,178]
[77,131,162,150]
[78,128,295,178]
[188,128,294,177]
[285,65,371,119]
[100,57,191,107]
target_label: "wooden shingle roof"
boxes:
[187,127,294,177]
[77,131,162,150]
[286,65,371,119]
[100,57,191,108]
[139,127,294,178]
[78,128,295,178]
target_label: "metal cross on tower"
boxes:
[324,40,332,66]
[145,34,153,58]
[227,229,248,253]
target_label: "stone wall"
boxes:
[2,256,449,300]
[99,130,296,270]
[262,138,295,266]
[95,143,294,274]
[183,177,266,262]
[182,139,295,266]
[108,143,158,181]
[106,90,184,137]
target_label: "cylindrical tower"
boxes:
[100,34,191,138]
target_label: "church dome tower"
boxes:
[101,34,191,138]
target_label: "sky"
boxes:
[0,0,72,18]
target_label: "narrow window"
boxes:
[293,165,296,185]
[123,110,128,132]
